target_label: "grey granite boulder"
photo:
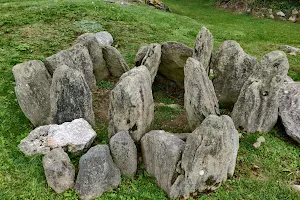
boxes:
[211,40,257,107]
[108,66,154,142]
[141,130,185,195]
[12,60,51,127]
[95,31,114,46]
[135,45,149,66]
[102,45,130,77]
[50,65,94,126]
[192,26,213,73]
[159,42,193,85]
[75,145,121,200]
[18,118,96,156]
[184,57,220,130]
[279,82,300,143]
[76,33,109,81]
[109,131,137,178]
[170,115,239,199]
[232,51,289,133]
[43,148,75,194]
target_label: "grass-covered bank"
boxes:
[0,0,300,199]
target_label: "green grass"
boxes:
[0,0,299,199]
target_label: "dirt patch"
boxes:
[161,111,190,133]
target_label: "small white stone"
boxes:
[293,185,300,191]
[199,170,204,176]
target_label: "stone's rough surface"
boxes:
[192,26,213,73]
[95,31,114,46]
[211,40,257,107]
[12,60,51,127]
[45,43,96,89]
[76,33,109,81]
[279,45,300,53]
[50,65,94,126]
[170,115,239,199]
[136,43,161,83]
[135,45,149,66]
[102,45,130,77]
[184,57,220,130]
[75,145,121,200]
[159,42,193,85]
[232,51,289,133]
[108,66,154,142]
[109,131,137,178]
[279,82,300,143]
[141,130,185,195]
[18,118,96,156]
[43,148,75,194]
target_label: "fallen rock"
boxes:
[50,65,94,126]
[109,131,137,178]
[75,145,121,200]
[170,115,239,199]
[289,16,297,23]
[146,0,171,12]
[159,42,193,85]
[108,66,154,142]
[192,26,213,73]
[279,45,300,54]
[135,45,149,66]
[95,31,114,46]
[293,185,300,192]
[18,118,96,156]
[12,60,51,127]
[276,11,286,17]
[141,130,185,195]
[279,82,300,144]
[232,51,289,133]
[211,40,257,107]
[102,45,130,77]
[184,57,220,130]
[43,148,75,194]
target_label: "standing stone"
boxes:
[135,45,149,66]
[192,26,213,73]
[170,115,239,199]
[184,57,220,130]
[75,145,121,200]
[43,148,75,194]
[109,131,137,178]
[95,31,114,46]
[76,33,109,81]
[141,130,185,195]
[279,82,300,144]
[45,43,96,89]
[211,40,257,107]
[159,42,193,85]
[12,60,51,127]
[232,51,289,133]
[102,46,130,77]
[108,66,154,142]
[50,65,94,126]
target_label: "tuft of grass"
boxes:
[97,80,115,89]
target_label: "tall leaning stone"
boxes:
[232,51,289,133]
[279,82,300,144]
[184,57,220,130]
[50,65,94,126]
[12,60,51,127]
[192,26,213,73]
[108,66,154,142]
[170,115,239,199]
[211,40,257,107]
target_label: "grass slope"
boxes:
[0,0,299,199]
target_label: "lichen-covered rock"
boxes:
[76,33,109,81]
[109,131,137,178]
[184,57,220,130]
[192,27,213,73]
[211,40,257,107]
[135,45,149,66]
[18,118,96,156]
[170,115,239,199]
[159,42,193,85]
[232,51,289,133]
[279,82,300,143]
[12,60,51,127]
[43,148,75,194]
[95,31,114,46]
[141,130,185,195]
[45,43,96,89]
[108,66,154,142]
[75,145,121,200]
[102,45,130,77]
[50,65,94,126]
